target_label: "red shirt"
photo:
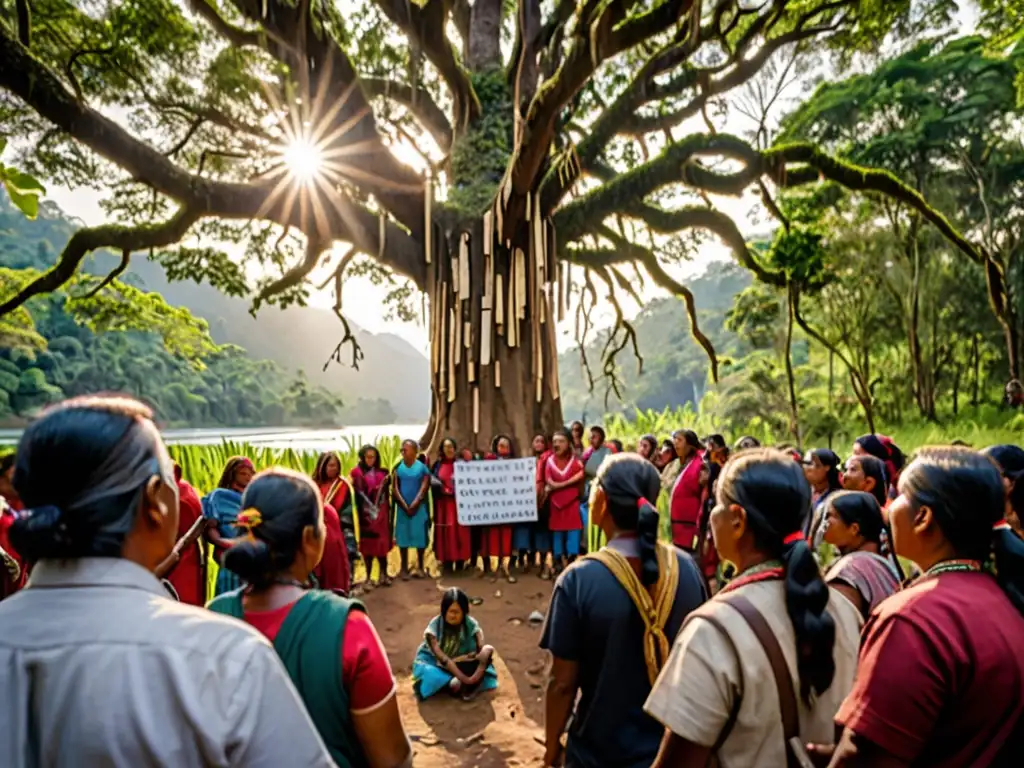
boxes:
[245,602,395,713]
[837,572,1024,766]
[313,503,350,594]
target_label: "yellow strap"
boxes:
[584,543,680,685]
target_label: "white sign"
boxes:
[454,457,538,526]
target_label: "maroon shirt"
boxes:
[837,572,1024,766]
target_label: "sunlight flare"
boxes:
[282,137,323,185]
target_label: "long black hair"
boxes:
[10,395,173,562]
[639,434,658,460]
[357,444,380,473]
[982,445,1024,520]
[807,448,842,492]
[312,451,343,485]
[218,456,254,490]
[847,454,888,508]
[717,448,836,705]
[439,586,472,647]
[594,453,662,587]
[825,491,885,544]
[490,433,516,457]
[856,434,904,492]
[222,468,322,590]
[900,447,1024,615]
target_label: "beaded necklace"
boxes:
[719,559,784,594]
[922,559,982,579]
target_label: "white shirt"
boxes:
[0,557,336,767]
[645,579,862,767]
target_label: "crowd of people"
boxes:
[1,394,1024,767]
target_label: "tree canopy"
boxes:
[0,0,1000,446]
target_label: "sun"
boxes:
[282,137,323,184]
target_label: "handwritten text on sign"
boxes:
[454,457,538,526]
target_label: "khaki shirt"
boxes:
[0,558,335,767]
[645,579,862,767]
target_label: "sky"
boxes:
[36,1,979,358]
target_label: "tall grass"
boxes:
[169,437,402,495]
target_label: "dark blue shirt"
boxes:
[539,547,708,768]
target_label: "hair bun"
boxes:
[9,504,74,562]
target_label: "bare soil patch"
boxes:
[360,569,552,766]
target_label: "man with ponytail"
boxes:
[0,397,336,767]
[647,448,861,767]
[818,447,1024,768]
[540,454,706,768]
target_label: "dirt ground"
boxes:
[359,569,553,767]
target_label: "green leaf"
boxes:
[3,181,40,219]
[3,169,45,195]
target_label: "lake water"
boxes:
[0,424,427,452]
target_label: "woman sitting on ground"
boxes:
[541,454,707,768]
[821,491,902,620]
[816,447,1024,767]
[0,396,335,766]
[413,587,498,701]
[208,468,412,768]
[647,448,861,767]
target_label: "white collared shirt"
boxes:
[0,557,335,767]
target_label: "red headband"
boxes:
[783,531,805,545]
[638,498,651,508]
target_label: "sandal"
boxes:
[411,569,425,580]
[381,575,394,587]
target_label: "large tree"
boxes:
[0,0,977,449]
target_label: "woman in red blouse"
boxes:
[817,447,1024,767]
[209,468,411,767]
[540,428,585,575]
[669,429,704,553]
[311,452,352,594]
[481,435,516,583]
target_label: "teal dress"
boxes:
[395,460,431,549]
[412,614,499,699]
[202,488,244,597]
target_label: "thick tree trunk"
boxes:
[418,211,564,455]
[1001,315,1021,384]
[468,0,503,71]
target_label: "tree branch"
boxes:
[373,0,479,131]
[769,142,988,267]
[186,0,264,49]
[361,76,453,153]
[506,0,697,236]
[0,22,427,290]
[0,207,201,316]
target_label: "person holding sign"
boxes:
[482,435,517,583]
[394,440,432,580]
[539,428,585,575]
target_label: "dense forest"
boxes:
[558,31,1023,445]
[1,4,1022,447]
[0,195,402,427]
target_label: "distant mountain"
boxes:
[1,198,431,421]
[122,258,431,421]
[558,261,751,420]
